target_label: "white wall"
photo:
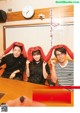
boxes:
[0,0,72,12]
[0,0,73,54]
[4,20,73,57]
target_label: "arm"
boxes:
[0,56,6,67]
[6,100,16,107]
[10,58,26,79]
[26,60,30,77]
[43,62,49,79]
[50,60,57,83]
[19,58,26,74]
[0,53,4,59]
[9,70,20,79]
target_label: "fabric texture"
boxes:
[0,54,26,80]
[28,59,50,85]
[55,61,74,86]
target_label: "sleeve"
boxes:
[19,58,26,73]
[45,63,50,74]
[0,56,6,67]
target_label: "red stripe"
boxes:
[47,86,80,89]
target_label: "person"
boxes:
[26,46,50,85]
[51,47,74,86]
[6,96,45,106]
[0,42,27,80]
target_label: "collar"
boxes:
[59,60,68,68]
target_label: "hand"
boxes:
[26,60,30,65]
[9,72,16,79]
[43,62,47,67]
[50,60,56,67]
[0,53,4,59]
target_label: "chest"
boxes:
[56,65,73,77]
[30,63,43,74]
[6,58,22,67]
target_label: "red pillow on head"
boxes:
[45,44,74,62]
[27,46,46,62]
[4,42,27,58]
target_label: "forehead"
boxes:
[32,51,40,56]
[33,53,40,56]
[13,46,21,50]
[56,50,62,54]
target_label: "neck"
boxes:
[36,61,40,64]
[59,60,68,67]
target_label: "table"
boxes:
[0,78,74,106]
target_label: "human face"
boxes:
[33,54,41,62]
[13,46,22,58]
[56,51,67,63]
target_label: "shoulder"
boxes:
[3,53,13,59]
[20,54,27,60]
[67,61,74,68]
[29,61,35,66]
[68,60,73,64]
[68,61,74,66]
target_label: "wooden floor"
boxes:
[0,77,74,106]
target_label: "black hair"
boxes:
[13,45,23,52]
[54,47,66,57]
[20,96,25,103]
[32,50,41,56]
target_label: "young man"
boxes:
[51,47,74,86]
[0,42,26,80]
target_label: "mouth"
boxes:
[14,54,19,57]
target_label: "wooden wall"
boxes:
[7,5,74,22]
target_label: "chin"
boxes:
[14,55,19,58]
[59,60,65,63]
[35,59,40,62]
